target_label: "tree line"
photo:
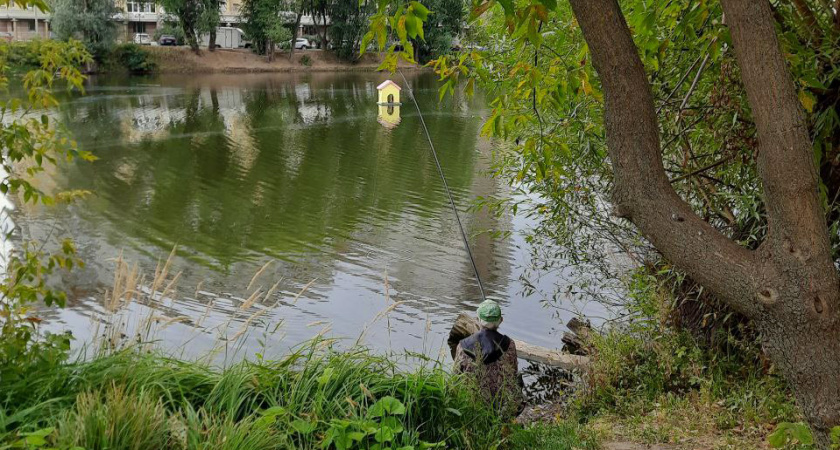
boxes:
[48,0,465,62]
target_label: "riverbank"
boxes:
[0,343,597,450]
[147,46,418,74]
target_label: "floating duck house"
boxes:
[377,80,402,105]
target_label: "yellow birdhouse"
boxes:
[377,80,402,105]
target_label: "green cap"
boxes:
[477,300,502,323]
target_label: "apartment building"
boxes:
[0,0,325,43]
[0,0,161,42]
[0,2,50,40]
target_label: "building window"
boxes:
[127,2,155,13]
[28,20,35,31]
[133,22,146,33]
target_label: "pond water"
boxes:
[10,71,603,363]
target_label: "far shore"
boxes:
[146,46,423,74]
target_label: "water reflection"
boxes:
[377,105,401,129]
[11,72,588,360]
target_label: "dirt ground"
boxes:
[147,47,418,73]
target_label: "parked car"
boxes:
[158,35,177,46]
[134,33,152,45]
[293,38,311,50]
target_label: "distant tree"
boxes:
[241,0,297,58]
[327,0,372,61]
[197,0,221,51]
[306,0,329,50]
[415,0,462,62]
[158,0,206,53]
[50,0,120,60]
[266,21,292,61]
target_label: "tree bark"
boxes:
[567,0,840,446]
[289,11,302,60]
[208,28,216,52]
[835,0,840,31]
[181,16,200,54]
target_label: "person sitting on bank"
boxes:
[454,300,524,417]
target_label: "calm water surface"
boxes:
[12,71,595,362]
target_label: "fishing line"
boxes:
[398,70,488,302]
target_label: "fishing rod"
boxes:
[397,70,488,302]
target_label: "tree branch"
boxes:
[789,0,823,41]
[720,0,835,270]
[567,0,762,317]
[835,0,840,31]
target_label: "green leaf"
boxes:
[445,407,462,416]
[260,406,287,417]
[381,416,404,434]
[290,419,317,434]
[497,0,514,15]
[410,1,429,20]
[318,367,334,386]
[536,0,557,10]
[368,396,406,417]
[799,89,816,113]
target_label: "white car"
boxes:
[293,38,311,50]
[133,33,152,45]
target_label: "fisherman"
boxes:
[454,300,524,417]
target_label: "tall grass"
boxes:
[0,250,596,449]
[1,342,512,449]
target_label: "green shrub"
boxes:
[56,385,175,450]
[179,406,282,450]
[111,44,157,73]
[506,423,599,450]
[300,54,312,66]
[573,271,796,426]
[1,344,508,450]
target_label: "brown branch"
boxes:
[720,0,834,268]
[567,0,762,317]
[790,0,822,40]
[670,154,734,183]
[836,0,840,31]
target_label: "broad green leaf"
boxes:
[497,0,514,15]
[291,419,317,434]
[368,396,406,417]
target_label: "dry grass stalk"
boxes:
[194,280,204,298]
[292,279,317,304]
[239,288,263,311]
[247,260,273,291]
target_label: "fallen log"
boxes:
[561,317,593,355]
[448,313,590,371]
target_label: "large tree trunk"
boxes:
[208,28,216,52]
[289,12,302,60]
[181,18,201,54]
[319,8,328,49]
[567,0,840,447]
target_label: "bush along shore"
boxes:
[0,344,599,450]
[0,261,807,450]
[3,40,417,75]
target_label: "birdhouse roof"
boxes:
[376,80,402,91]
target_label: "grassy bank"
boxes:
[0,252,801,449]
[1,40,418,75]
[146,46,416,74]
[0,343,597,450]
